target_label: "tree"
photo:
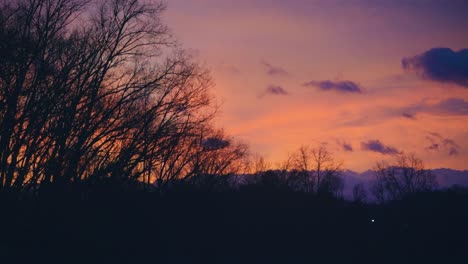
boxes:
[184,129,249,191]
[0,0,247,192]
[250,153,272,174]
[290,145,343,195]
[371,153,437,202]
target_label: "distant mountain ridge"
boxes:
[431,168,468,187]
[341,168,468,198]
[239,168,468,199]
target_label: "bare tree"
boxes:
[371,153,437,203]
[0,0,247,192]
[250,153,272,174]
[290,145,343,195]
[184,129,248,190]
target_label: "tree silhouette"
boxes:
[0,0,246,192]
[371,153,437,202]
[290,145,343,195]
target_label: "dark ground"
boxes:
[1,186,467,264]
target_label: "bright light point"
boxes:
[371,219,375,223]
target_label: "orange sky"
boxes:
[165,0,468,171]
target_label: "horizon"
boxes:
[166,0,468,171]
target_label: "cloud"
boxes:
[361,140,400,155]
[340,97,468,127]
[261,60,288,76]
[401,112,416,119]
[449,148,459,156]
[429,98,468,115]
[402,47,468,87]
[443,139,460,156]
[263,85,289,96]
[342,142,353,152]
[402,98,468,117]
[202,137,230,151]
[336,139,353,152]
[425,132,460,156]
[303,80,363,93]
[427,143,440,150]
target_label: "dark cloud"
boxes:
[304,80,363,93]
[264,85,289,96]
[361,140,400,155]
[425,132,460,157]
[401,112,416,120]
[261,61,288,76]
[202,137,230,151]
[402,48,468,87]
[342,143,353,152]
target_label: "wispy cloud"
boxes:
[342,142,353,152]
[426,132,460,156]
[340,98,468,127]
[261,60,289,76]
[336,139,353,152]
[401,112,417,119]
[259,85,289,98]
[402,98,468,117]
[303,80,363,93]
[361,140,400,155]
[266,85,288,95]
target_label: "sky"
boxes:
[164,0,468,172]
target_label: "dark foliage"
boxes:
[1,185,467,264]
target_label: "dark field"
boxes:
[2,186,467,264]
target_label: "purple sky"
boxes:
[165,0,468,171]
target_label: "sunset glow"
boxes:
[167,0,468,171]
